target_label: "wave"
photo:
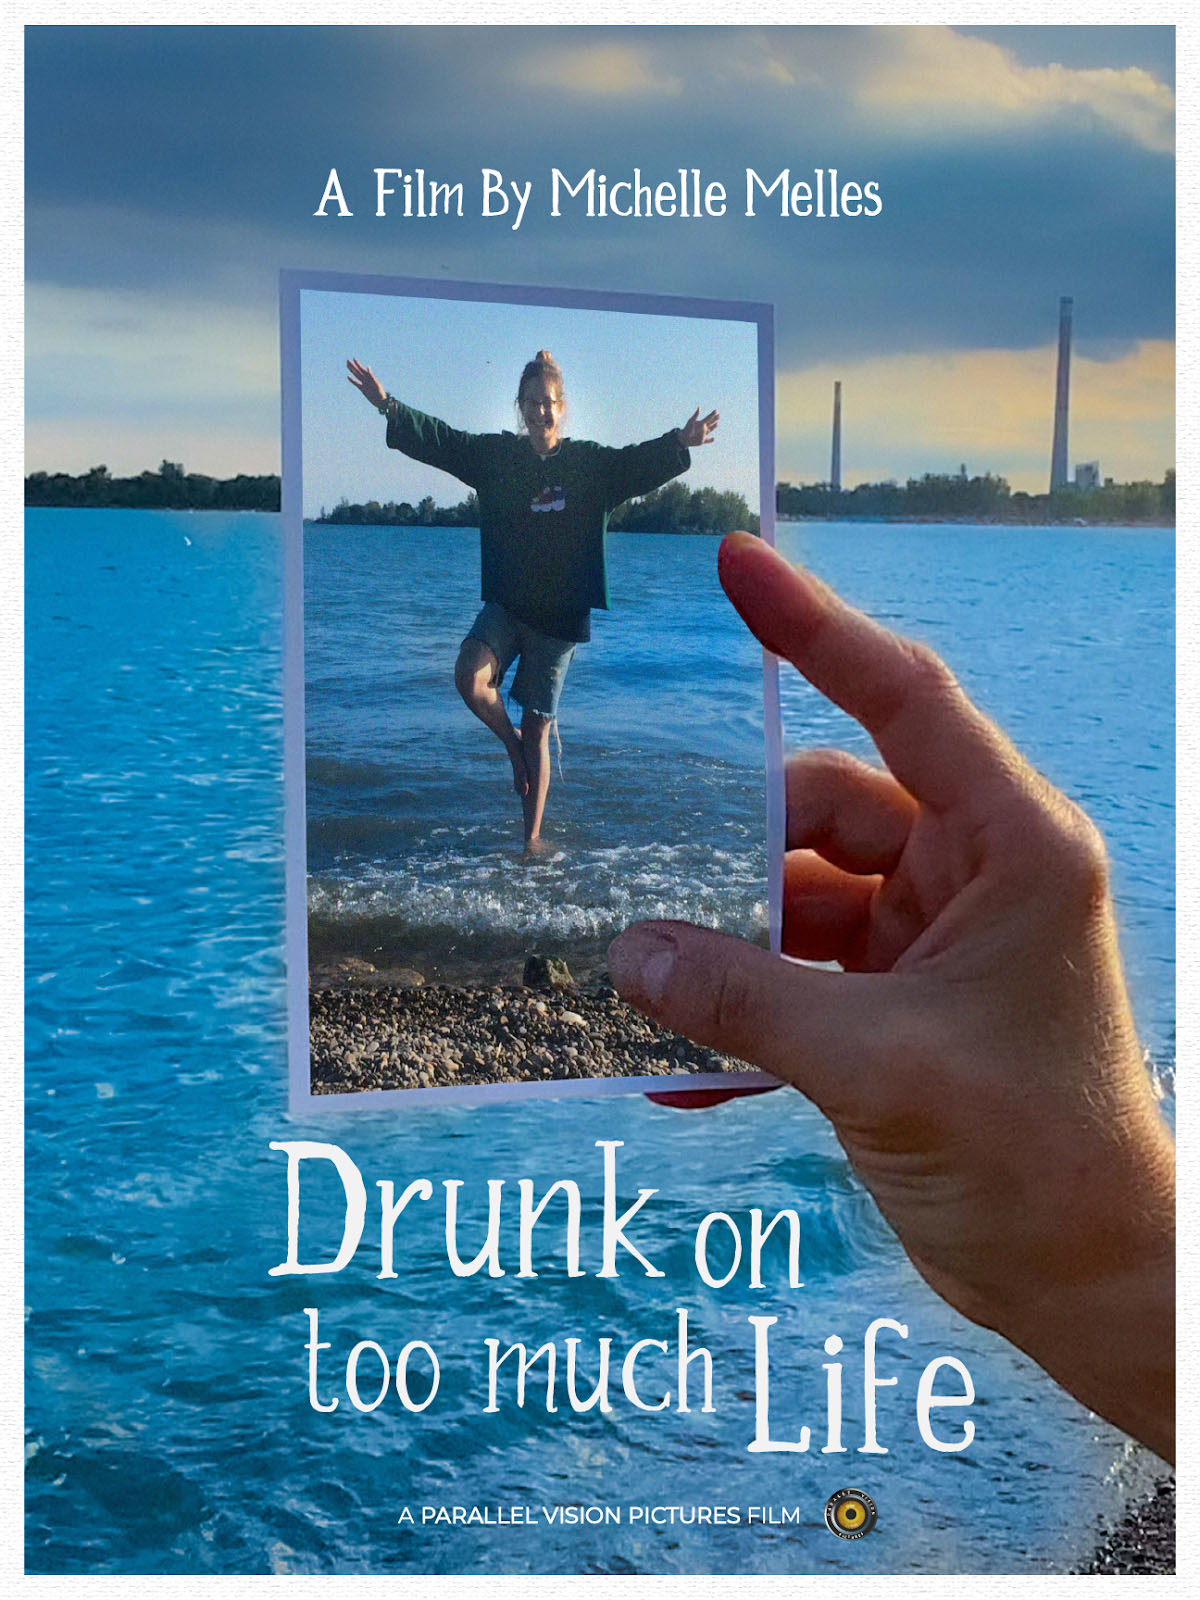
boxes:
[308,839,767,947]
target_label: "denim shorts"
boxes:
[464,602,576,719]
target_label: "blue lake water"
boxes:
[303,522,771,981]
[26,510,1173,1574]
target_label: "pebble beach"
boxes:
[309,957,745,1094]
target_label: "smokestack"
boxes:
[1050,296,1073,492]
[831,381,842,492]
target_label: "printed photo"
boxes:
[282,276,780,1105]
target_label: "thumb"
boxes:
[607,920,888,1114]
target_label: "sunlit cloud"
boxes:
[853,29,1174,154]
[777,340,1174,493]
[513,41,680,99]
[506,28,1172,152]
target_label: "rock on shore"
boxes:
[1077,1477,1175,1575]
[309,974,746,1094]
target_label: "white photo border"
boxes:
[280,267,783,1112]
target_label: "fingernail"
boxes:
[607,925,678,1010]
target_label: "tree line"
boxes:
[777,470,1175,525]
[608,481,760,536]
[317,492,480,527]
[25,461,280,511]
[29,459,1171,528]
[24,464,760,534]
[318,480,760,535]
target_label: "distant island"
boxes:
[23,463,759,534]
[777,469,1174,527]
[316,480,761,537]
[25,461,1174,529]
[25,461,279,511]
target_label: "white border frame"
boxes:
[280,267,783,1113]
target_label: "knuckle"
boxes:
[1022,780,1111,901]
[786,746,872,797]
[899,637,956,698]
[1054,802,1111,896]
[808,746,863,780]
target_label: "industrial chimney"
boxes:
[1049,297,1073,492]
[831,380,842,492]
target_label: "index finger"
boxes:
[717,532,1026,811]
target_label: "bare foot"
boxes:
[523,837,560,860]
[506,730,529,796]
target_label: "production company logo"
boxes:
[824,1488,877,1540]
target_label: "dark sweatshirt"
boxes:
[385,400,690,641]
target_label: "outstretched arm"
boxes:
[346,358,481,485]
[610,531,1175,1464]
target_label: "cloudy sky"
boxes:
[25,24,1174,492]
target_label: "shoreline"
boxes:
[309,937,619,995]
[776,514,1173,528]
[24,504,1174,530]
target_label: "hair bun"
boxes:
[516,349,565,414]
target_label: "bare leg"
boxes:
[454,640,528,795]
[521,709,554,854]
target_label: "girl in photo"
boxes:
[348,350,719,854]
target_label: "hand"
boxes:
[347,357,387,410]
[678,407,719,448]
[610,531,1175,1462]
